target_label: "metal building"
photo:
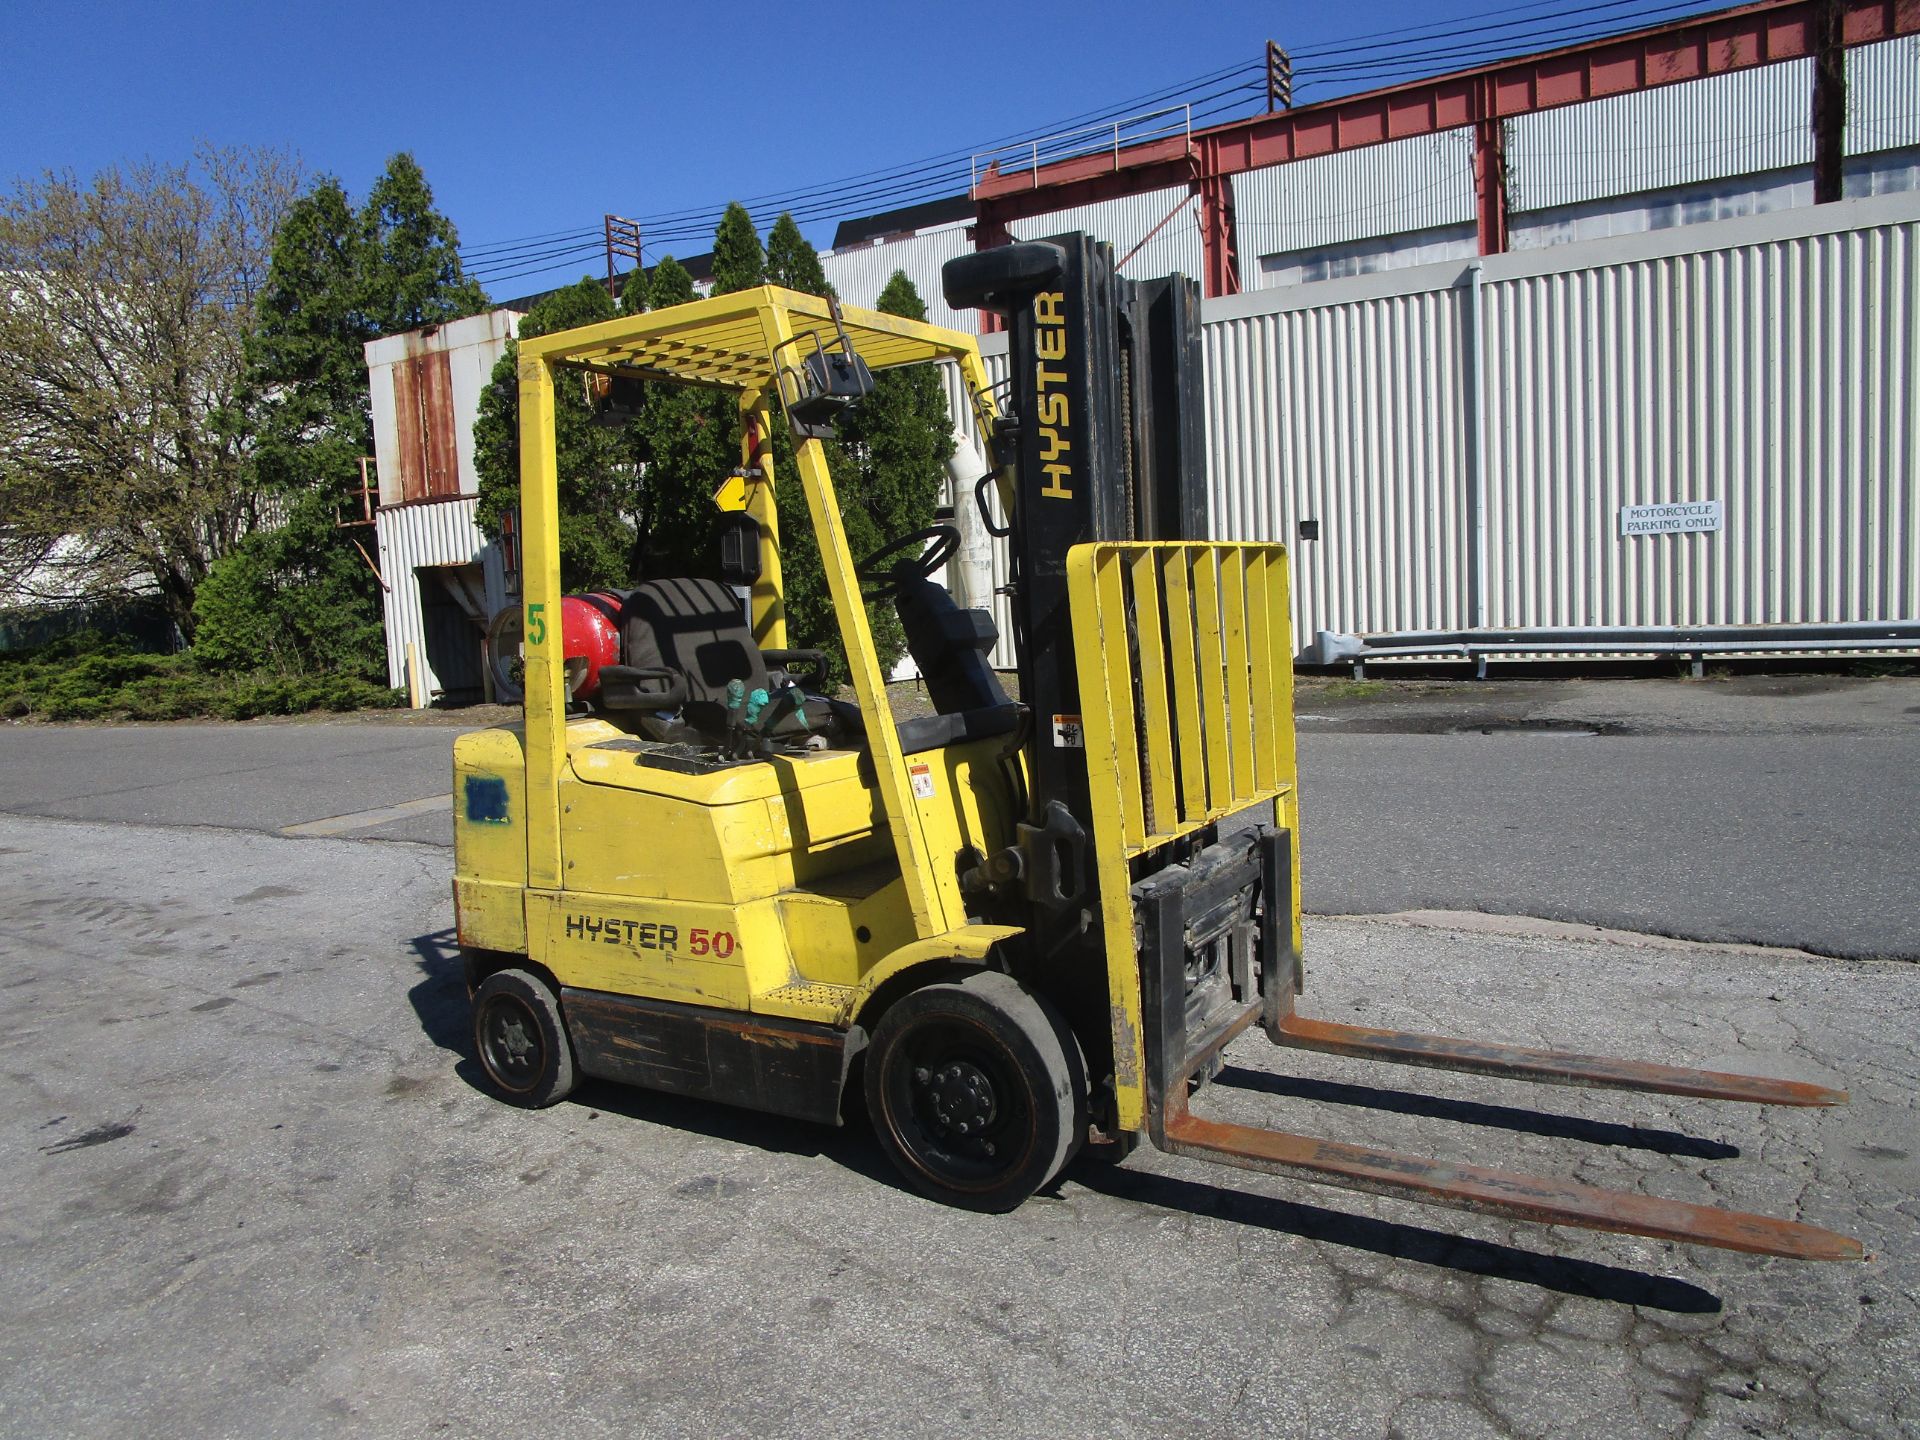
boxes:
[938,188,1919,665]
[363,309,521,701]
[835,5,1920,664]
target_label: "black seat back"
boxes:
[894,574,1010,715]
[623,578,766,733]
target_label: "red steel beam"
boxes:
[973,0,1919,223]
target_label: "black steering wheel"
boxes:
[857,524,960,598]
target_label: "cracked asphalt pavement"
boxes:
[2,812,1915,1439]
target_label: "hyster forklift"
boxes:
[453,235,1859,1261]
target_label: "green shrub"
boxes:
[0,632,404,722]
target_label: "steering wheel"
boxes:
[856,524,960,598]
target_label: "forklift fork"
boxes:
[1135,827,1862,1263]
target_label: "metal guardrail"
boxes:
[1299,621,1920,673]
[970,105,1192,199]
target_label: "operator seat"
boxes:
[599,578,834,743]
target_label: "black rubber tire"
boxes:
[472,968,577,1108]
[864,971,1087,1213]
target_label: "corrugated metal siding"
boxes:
[1479,208,1920,629]
[1009,184,1205,282]
[1204,282,1475,651]
[1508,171,1815,251]
[373,496,510,698]
[1233,129,1476,272]
[822,225,976,332]
[882,194,1919,667]
[1508,61,1814,214]
[1848,36,1920,157]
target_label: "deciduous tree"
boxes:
[0,146,300,636]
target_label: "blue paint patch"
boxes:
[465,775,510,824]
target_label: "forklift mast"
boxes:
[951,235,1205,817]
[943,239,1858,1260]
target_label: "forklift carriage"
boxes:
[450,236,1857,1262]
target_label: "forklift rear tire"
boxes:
[865,971,1087,1213]
[472,969,577,1108]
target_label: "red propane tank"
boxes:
[561,593,624,700]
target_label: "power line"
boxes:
[456,58,1261,269]
[621,65,1262,235]
[453,0,1733,290]
[1296,0,1718,82]
[1288,0,1720,59]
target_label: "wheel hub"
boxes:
[916,1060,998,1137]
[485,1001,540,1082]
[497,1015,533,1067]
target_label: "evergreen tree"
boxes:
[646,253,697,307]
[473,278,640,592]
[617,261,647,316]
[765,212,832,297]
[360,154,487,334]
[197,155,487,678]
[630,256,733,576]
[769,265,954,681]
[709,202,765,294]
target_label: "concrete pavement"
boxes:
[2,813,1913,1440]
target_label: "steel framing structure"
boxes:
[971,0,1920,299]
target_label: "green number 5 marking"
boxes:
[526,602,547,646]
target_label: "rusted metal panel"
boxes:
[389,349,460,503]
[417,350,460,499]
[390,353,424,502]
[364,310,520,508]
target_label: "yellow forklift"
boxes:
[452,236,1857,1260]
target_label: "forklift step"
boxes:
[1161,1103,1863,1261]
[1273,1014,1847,1108]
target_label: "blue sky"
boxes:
[2,0,1725,295]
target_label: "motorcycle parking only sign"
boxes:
[1620,500,1722,536]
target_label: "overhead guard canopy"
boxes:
[515,284,977,393]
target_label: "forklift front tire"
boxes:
[472,969,578,1108]
[865,971,1087,1213]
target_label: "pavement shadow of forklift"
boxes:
[446,238,1859,1265]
